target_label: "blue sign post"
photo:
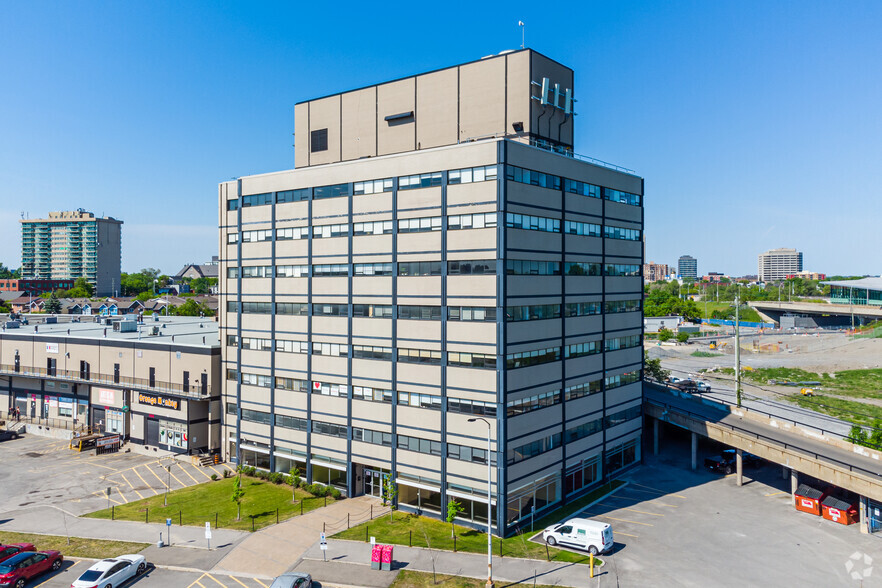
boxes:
[166,518,172,547]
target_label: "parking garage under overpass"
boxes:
[644,381,882,533]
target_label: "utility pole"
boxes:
[735,289,742,407]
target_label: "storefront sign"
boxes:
[46,343,59,354]
[97,388,117,404]
[48,397,58,408]
[97,435,121,447]
[138,393,180,411]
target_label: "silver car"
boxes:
[270,572,312,588]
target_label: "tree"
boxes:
[73,277,94,297]
[446,499,464,538]
[658,328,673,342]
[289,467,301,501]
[0,263,20,279]
[382,476,398,521]
[644,351,670,382]
[676,332,690,343]
[231,474,245,520]
[44,293,62,314]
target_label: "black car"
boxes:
[722,449,763,468]
[705,450,763,474]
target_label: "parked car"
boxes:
[722,449,763,469]
[696,381,712,393]
[0,430,21,442]
[0,545,34,565]
[542,518,613,555]
[704,455,735,474]
[70,554,147,588]
[0,550,62,588]
[705,450,763,474]
[671,379,698,393]
[269,572,313,588]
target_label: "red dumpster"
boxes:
[794,484,828,516]
[821,496,859,525]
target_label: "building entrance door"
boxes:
[363,469,387,498]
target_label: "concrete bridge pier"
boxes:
[653,418,659,456]
[691,431,698,470]
[736,449,743,487]
[790,468,799,496]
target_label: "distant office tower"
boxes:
[678,255,697,279]
[220,49,644,535]
[21,210,123,296]
[643,262,671,282]
[758,248,803,282]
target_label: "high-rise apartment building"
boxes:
[758,248,803,282]
[678,255,697,279]
[643,261,672,283]
[219,50,644,535]
[21,210,122,296]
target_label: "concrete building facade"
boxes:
[0,316,221,454]
[643,261,671,283]
[21,210,123,296]
[219,49,644,535]
[0,279,75,296]
[678,255,697,279]
[758,248,803,282]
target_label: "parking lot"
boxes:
[535,429,882,586]
[0,435,233,515]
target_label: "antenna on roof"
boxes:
[518,21,525,49]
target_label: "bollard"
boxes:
[370,505,373,520]
[276,508,279,524]
[545,544,550,561]
[347,513,350,529]
[252,516,255,532]
[179,511,182,526]
[453,535,457,553]
[409,530,412,548]
[365,525,368,542]
[590,553,595,578]
[499,537,503,558]
[145,508,149,524]
[324,495,327,508]
[323,521,326,533]
[112,505,115,520]
[216,512,218,528]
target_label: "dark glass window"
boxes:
[311,128,328,152]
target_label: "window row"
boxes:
[448,443,496,465]
[506,213,560,233]
[507,432,562,464]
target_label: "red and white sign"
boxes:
[829,508,841,521]
[801,499,813,508]
[313,381,322,390]
[97,388,116,404]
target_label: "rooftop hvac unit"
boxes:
[150,325,160,336]
[114,320,137,333]
[4,321,20,329]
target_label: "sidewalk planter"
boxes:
[371,544,383,570]
[794,484,828,516]
[821,496,859,525]
[381,544,393,571]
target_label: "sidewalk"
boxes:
[212,495,387,578]
[299,539,595,588]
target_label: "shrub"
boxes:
[211,473,218,481]
[269,472,284,484]
[223,469,231,478]
[330,487,342,500]
[676,332,690,343]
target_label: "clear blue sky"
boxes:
[1,1,880,276]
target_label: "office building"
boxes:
[21,210,123,296]
[677,255,697,279]
[0,316,221,454]
[643,262,671,283]
[758,248,803,282]
[0,278,75,296]
[219,49,644,535]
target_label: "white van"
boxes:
[542,518,613,555]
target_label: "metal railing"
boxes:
[0,364,211,399]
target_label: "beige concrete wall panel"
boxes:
[397,453,442,474]
[397,406,441,432]
[273,428,307,445]
[445,297,495,308]
[313,435,348,454]
[565,433,605,461]
[275,353,308,373]
[312,196,349,219]
[447,322,495,346]
[446,414,498,442]
[414,68,459,149]
[294,103,310,169]
[312,355,349,377]
[239,386,271,406]
[377,78,416,156]
[508,449,562,483]
[447,275,495,298]
[350,276,392,297]
[312,277,350,296]
[564,316,602,337]
[560,393,603,418]
[351,358,393,381]
[310,396,348,424]
[396,362,441,386]
[397,319,441,342]
[275,279,309,296]
[459,59,506,141]
[507,320,560,345]
[446,229,497,256]
[240,315,272,332]
[274,394,308,412]
[307,95,343,166]
[351,401,392,424]
[446,181,498,207]
[352,193,393,215]
[239,349,270,369]
[506,50,532,137]
[241,242,273,259]
[351,443,392,464]
[398,186,442,210]
[397,231,442,254]
[241,278,272,296]
[352,235,394,256]
[275,239,309,258]
[352,317,392,338]
[446,460,498,484]
[341,87,378,161]
[510,404,563,434]
[314,237,351,257]
[240,206,273,225]
[446,365,496,392]
[274,316,309,333]
[397,277,442,298]
[565,355,603,379]
[275,200,310,218]
[240,421,272,439]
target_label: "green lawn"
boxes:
[789,394,882,427]
[334,481,622,565]
[691,351,722,358]
[0,531,147,559]
[84,475,334,531]
[700,302,764,323]
[744,367,882,399]
[390,570,563,588]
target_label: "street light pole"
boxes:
[468,417,494,588]
[735,288,742,408]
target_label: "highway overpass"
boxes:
[644,382,882,532]
[750,300,882,326]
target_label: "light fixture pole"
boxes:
[735,285,742,407]
[468,417,494,588]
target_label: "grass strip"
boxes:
[0,531,148,559]
[83,476,332,532]
[390,569,561,588]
